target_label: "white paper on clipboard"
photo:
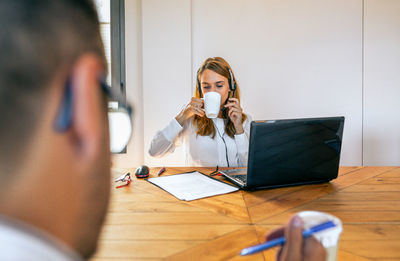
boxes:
[147,171,239,201]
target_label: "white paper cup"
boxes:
[203,92,221,118]
[297,211,343,261]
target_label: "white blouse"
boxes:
[148,115,252,167]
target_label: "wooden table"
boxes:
[91,167,400,261]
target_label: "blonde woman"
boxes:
[149,57,252,167]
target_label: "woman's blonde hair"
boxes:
[193,57,246,138]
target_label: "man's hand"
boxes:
[265,216,327,261]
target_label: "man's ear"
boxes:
[69,54,106,161]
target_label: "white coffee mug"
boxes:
[203,92,221,119]
[297,211,343,261]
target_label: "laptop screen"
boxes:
[246,117,345,188]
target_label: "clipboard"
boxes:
[146,171,239,201]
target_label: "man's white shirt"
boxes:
[0,215,83,261]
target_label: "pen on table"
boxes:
[240,220,336,256]
[157,167,166,176]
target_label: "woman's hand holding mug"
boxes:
[175,97,205,126]
[176,95,244,134]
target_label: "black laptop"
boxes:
[220,116,345,190]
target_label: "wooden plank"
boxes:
[330,166,396,190]
[336,250,373,261]
[341,184,400,192]
[108,201,207,213]
[338,166,365,176]
[321,192,400,201]
[104,212,246,225]
[360,177,400,185]
[93,240,199,259]
[185,196,251,223]
[294,200,400,211]
[322,211,400,223]
[341,224,400,241]
[251,167,397,224]
[205,190,247,207]
[227,253,265,261]
[242,186,302,208]
[89,257,161,261]
[372,259,400,261]
[340,241,400,259]
[100,224,247,240]
[248,183,335,223]
[374,167,400,178]
[109,190,175,203]
[249,167,395,224]
[165,227,264,261]
[259,210,400,224]
[357,168,400,185]
[232,167,361,208]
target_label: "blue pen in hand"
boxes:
[240,220,335,256]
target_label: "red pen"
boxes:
[157,167,166,176]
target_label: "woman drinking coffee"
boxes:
[148,57,252,167]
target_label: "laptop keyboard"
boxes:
[232,174,247,183]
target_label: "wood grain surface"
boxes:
[91,167,400,261]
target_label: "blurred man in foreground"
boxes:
[0,0,111,259]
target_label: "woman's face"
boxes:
[200,69,230,106]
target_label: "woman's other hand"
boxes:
[224,98,244,134]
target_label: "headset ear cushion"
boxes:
[197,79,202,96]
[228,68,236,92]
[197,69,202,96]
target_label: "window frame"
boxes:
[110,0,127,154]
[110,0,126,106]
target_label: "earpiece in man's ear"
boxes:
[54,78,73,132]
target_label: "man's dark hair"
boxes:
[0,0,106,181]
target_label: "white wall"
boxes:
[192,0,362,166]
[364,0,400,165]
[141,0,192,167]
[114,0,399,168]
